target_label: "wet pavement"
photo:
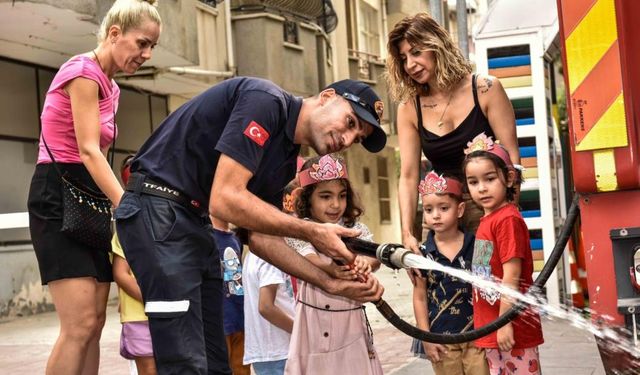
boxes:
[0,267,609,374]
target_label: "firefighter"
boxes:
[115,77,387,374]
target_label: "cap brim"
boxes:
[350,103,387,153]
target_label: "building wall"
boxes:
[344,146,401,243]
[195,3,234,76]
[386,0,430,28]
[151,0,200,64]
[232,13,327,96]
[0,0,201,70]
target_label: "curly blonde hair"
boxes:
[385,12,471,102]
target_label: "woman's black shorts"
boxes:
[27,163,113,285]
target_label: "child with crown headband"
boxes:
[411,171,490,375]
[462,133,543,375]
[283,154,383,375]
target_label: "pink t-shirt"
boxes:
[37,55,120,164]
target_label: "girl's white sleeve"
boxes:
[354,221,374,242]
[283,221,372,257]
[284,236,317,257]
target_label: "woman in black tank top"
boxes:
[386,13,520,250]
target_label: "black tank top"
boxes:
[417,74,495,180]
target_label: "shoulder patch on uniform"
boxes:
[243,121,270,147]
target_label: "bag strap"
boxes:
[40,126,64,178]
[40,110,117,177]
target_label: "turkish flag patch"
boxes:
[243,121,270,147]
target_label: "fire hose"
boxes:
[343,194,580,344]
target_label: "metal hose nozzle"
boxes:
[342,237,411,269]
[375,243,412,269]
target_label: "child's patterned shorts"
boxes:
[485,347,541,375]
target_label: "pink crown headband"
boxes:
[299,155,349,187]
[296,156,306,173]
[463,132,514,169]
[418,171,463,198]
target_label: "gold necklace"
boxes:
[436,92,453,128]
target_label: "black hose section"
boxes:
[373,194,581,344]
[343,237,379,257]
[534,194,580,287]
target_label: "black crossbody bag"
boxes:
[41,121,116,252]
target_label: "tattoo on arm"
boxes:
[479,77,494,94]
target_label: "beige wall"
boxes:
[195,2,231,72]
[386,0,430,29]
[140,0,200,65]
[231,13,329,96]
[344,146,401,244]
[168,96,191,113]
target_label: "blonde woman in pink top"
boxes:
[26,1,161,374]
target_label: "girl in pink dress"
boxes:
[284,154,384,375]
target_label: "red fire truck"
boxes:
[557,0,640,370]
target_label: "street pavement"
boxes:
[0,267,608,374]
[370,269,607,375]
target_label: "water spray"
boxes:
[343,194,581,344]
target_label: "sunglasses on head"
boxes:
[341,92,379,122]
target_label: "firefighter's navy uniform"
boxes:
[115,77,302,374]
